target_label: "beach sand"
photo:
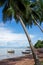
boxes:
[0,52,43,65]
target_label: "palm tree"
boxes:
[0,0,42,65]
[31,0,43,32]
[36,0,43,22]
[22,0,43,32]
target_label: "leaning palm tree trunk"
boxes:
[17,15,41,65]
[31,15,43,33]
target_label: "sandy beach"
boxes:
[0,51,43,65]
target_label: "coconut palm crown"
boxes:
[0,0,43,28]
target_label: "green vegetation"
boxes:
[34,61,43,65]
[34,40,43,48]
[41,61,43,65]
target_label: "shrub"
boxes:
[34,40,43,48]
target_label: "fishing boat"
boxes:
[25,49,31,51]
[22,51,31,54]
[7,50,14,53]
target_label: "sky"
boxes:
[0,7,43,47]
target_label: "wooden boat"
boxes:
[22,51,31,54]
[25,49,31,51]
[7,50,14,53]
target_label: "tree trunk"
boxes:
[31,15,43,33]
[17,15,41,65]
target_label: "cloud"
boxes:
[38,37,43,41]
[0,27,35,47]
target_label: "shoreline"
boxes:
[0,54,35,65]
[0,53,43,65]
[0,54,33,61]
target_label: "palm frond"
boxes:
[0,0,6,6]
[2,3,12,22]
[32,9,41,20]
[0,0,43,27]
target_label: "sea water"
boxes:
[0,47,30,60]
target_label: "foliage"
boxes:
[34,61,43,65]
[41,61,43,65]
[34,40,43,48]
[0,0,43,27]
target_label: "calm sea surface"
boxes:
[0,47,30,60]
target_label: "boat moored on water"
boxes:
[7,50,14,53]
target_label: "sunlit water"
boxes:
[0,47,30,60]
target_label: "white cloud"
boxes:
[0,27,35,47]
